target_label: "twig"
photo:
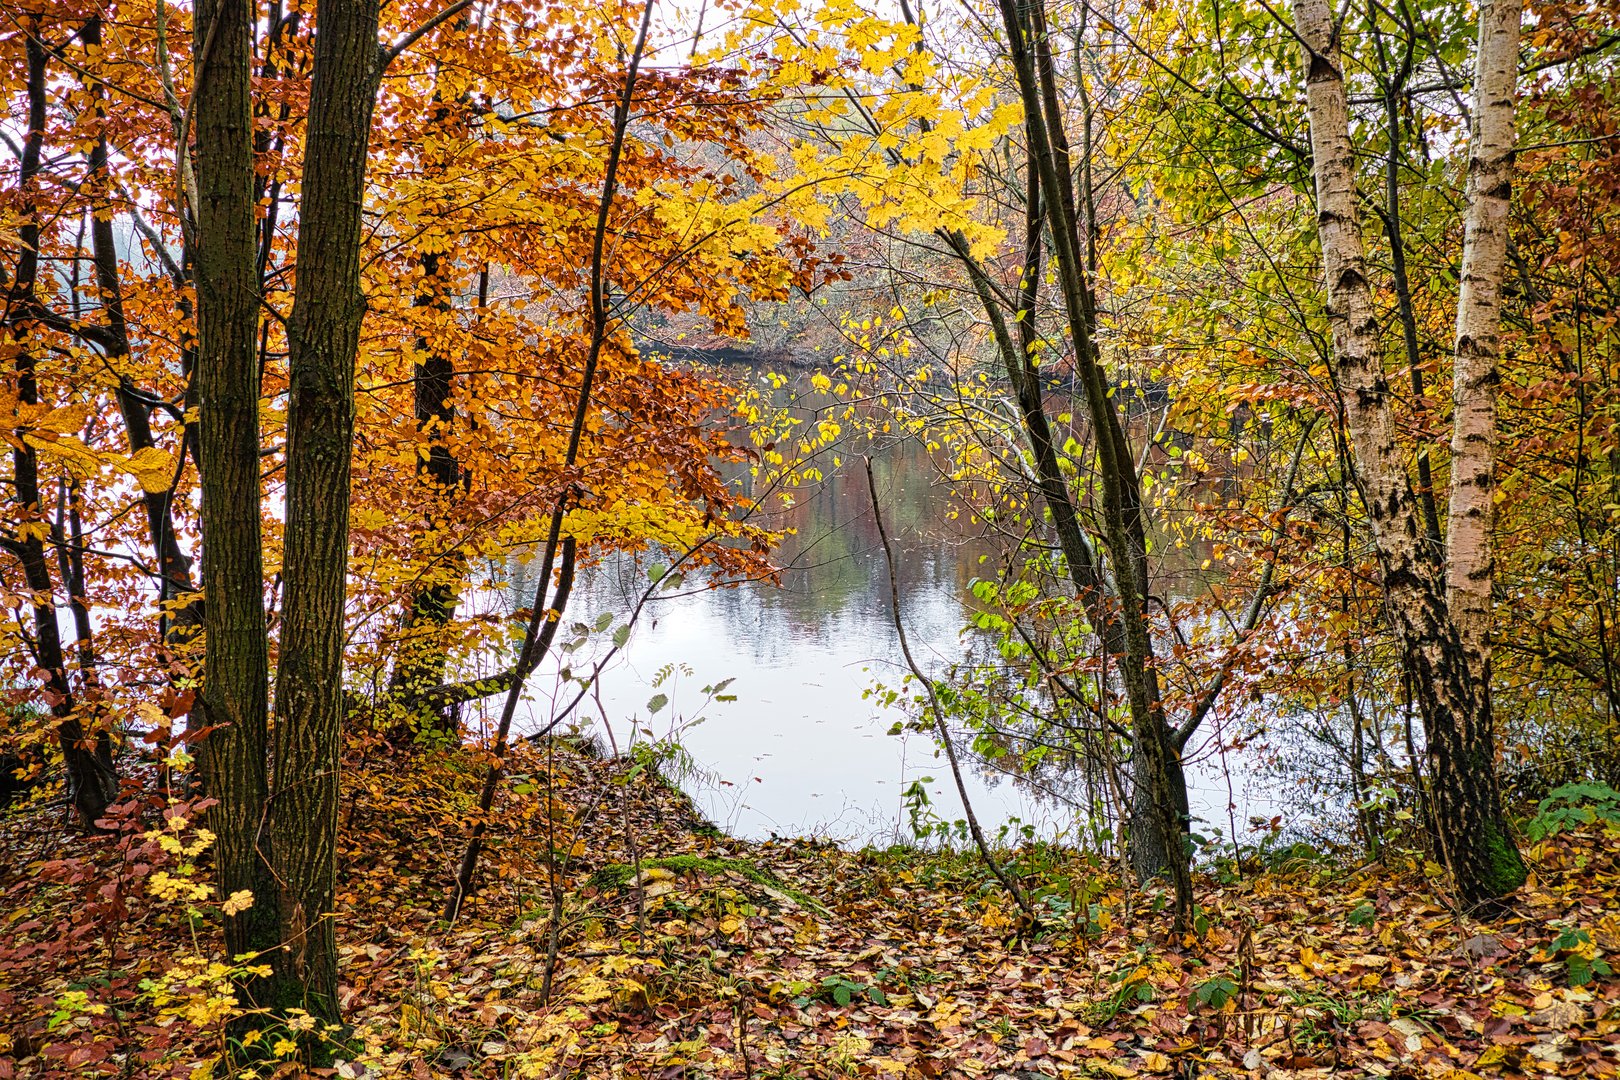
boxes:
[863,456,1037,925]
[380,0,475,71]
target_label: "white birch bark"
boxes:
[1292,0,1431,594]
[1291,0,1525,905]
[1447,0,1523,684]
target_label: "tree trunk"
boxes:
[386,251,467,733]
[83,15,200,649]
[993,0,1191,925]
[387,32,473,735]
[1291,0,1525,907]
[270,0,381,1024]
[1128,725,1191,880]
[50,479,104,716]
[1380,79,1444,552]
[1447,0,1522,685]
[192,0,281,971]
[3,19,117,828]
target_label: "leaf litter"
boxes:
[1,736,1617,1079]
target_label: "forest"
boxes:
[1,0,1619,1075]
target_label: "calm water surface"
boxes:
[464,400,1285,847]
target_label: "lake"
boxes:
[461,379,1288,850]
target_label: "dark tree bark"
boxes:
[83,15,200,649]
[889,0,1191,889]
[191,0,281,971]
[993,0,1191,926]
[386,36,474,735]
[386,247,468,732]
[3,19,117,828]
[269,0,382,1024]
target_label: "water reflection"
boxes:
[465,382,1281,847]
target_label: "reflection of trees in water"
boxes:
[501,433,1008,650]
[479,369,1316,843]
[918,623,1126,838]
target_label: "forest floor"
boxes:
[2,736,1619,1079]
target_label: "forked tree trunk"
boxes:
[1292,0,1526,907]
[192,0,281,973]
[270,0,382,1026]
[993,0,1192,926]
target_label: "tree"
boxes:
[1,16,118,828]
[1291,0,1527,906]
[989,0,1191,923]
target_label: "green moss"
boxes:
[586,856,826,914]
[1478,823,1529,897]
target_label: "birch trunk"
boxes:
[1291,0,1525,907]
[1447,0,1522,684]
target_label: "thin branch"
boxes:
[865,456,1037,925]
[380,0,475,71]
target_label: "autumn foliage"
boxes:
[2,0,1620,1074]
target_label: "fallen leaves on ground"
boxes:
[2,738,1617,1079]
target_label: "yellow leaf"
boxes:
[1142,1051,1172,1073]
[123,446,177,493]
[37,403,90,435]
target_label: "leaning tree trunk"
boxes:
[83,15,199,649]
[269,0,381,1026]
[1447,0,1522,687]
[1292,0,1525,907]
[993,0,1191,926]
[192,0,281,971]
